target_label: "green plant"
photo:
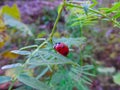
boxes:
[0,0,120,90]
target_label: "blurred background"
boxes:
[0,0,120,90]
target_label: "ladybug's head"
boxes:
[53,42,61,49]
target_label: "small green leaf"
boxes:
[82,4,89,15]
[18,74,50,90]
[28,50,73,66]
[11,50,31,55]
[4,14,33,36]
[36,67,49,79]
[69,65,94,86]
[1,63,22,70]
[0,76,11,84]
[97,67,115,74]
[113,11,120,19]
[90,0,98,8]
[113,73,120,85]
[20,45,38,50]
[53,37,86,47]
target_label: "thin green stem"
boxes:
[24,41,48,65]
[79,22,83,66]
[8,78,16,90]
[49,0,65,42]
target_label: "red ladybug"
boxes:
[54,42,69,56]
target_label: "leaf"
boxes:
[36,67,49,79]
[1,63,22,70]
[2,4,21,20]
[50,69,89,90]
[0,76,11,84]
[97,67,115,74]
[53,37,86,47]
[3,14,33,36]
[5,67,23,79]
[11,50,31,55]
[28,49,73,66]
[37,31,47,38]
[90,0,98,8]
[109,2,120,12]
[82,65,94,70]
[82,4,89,15]
[100,2,120,13]
[5,68,16,78]
[17,74,50,90]
[113,73,120,85]
[69,65,94,86]
[20,45,38,50]
[113,11,120,19]
[53,31,61,38]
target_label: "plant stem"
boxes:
[8,78,16,90]
[79,23,83,66]
[49,0,66,42]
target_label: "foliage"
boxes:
[113,73,120,85]
[0,0,120,90]
[0,76,11,84]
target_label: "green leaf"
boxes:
[113,11,120,19]
[82,4,89,15]
[53,37,86,47]
[4,14,33,36]
[1,63,22,70]
[100,2,120,13]
[82,65,94,70]
[17,74,50,90]
[28,49,73,66]
[97,67,115,74]
[0,76,11,84]
[20,45,38,50]
[90,0,98,8]
[36,67,49,79]
[11,50,31,55]
[113,73,120,85]
[69,65,94,86]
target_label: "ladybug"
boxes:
[54,42,69,56]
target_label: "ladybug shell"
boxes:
[54,42,69,56]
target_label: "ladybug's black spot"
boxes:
[58,42,61,44]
